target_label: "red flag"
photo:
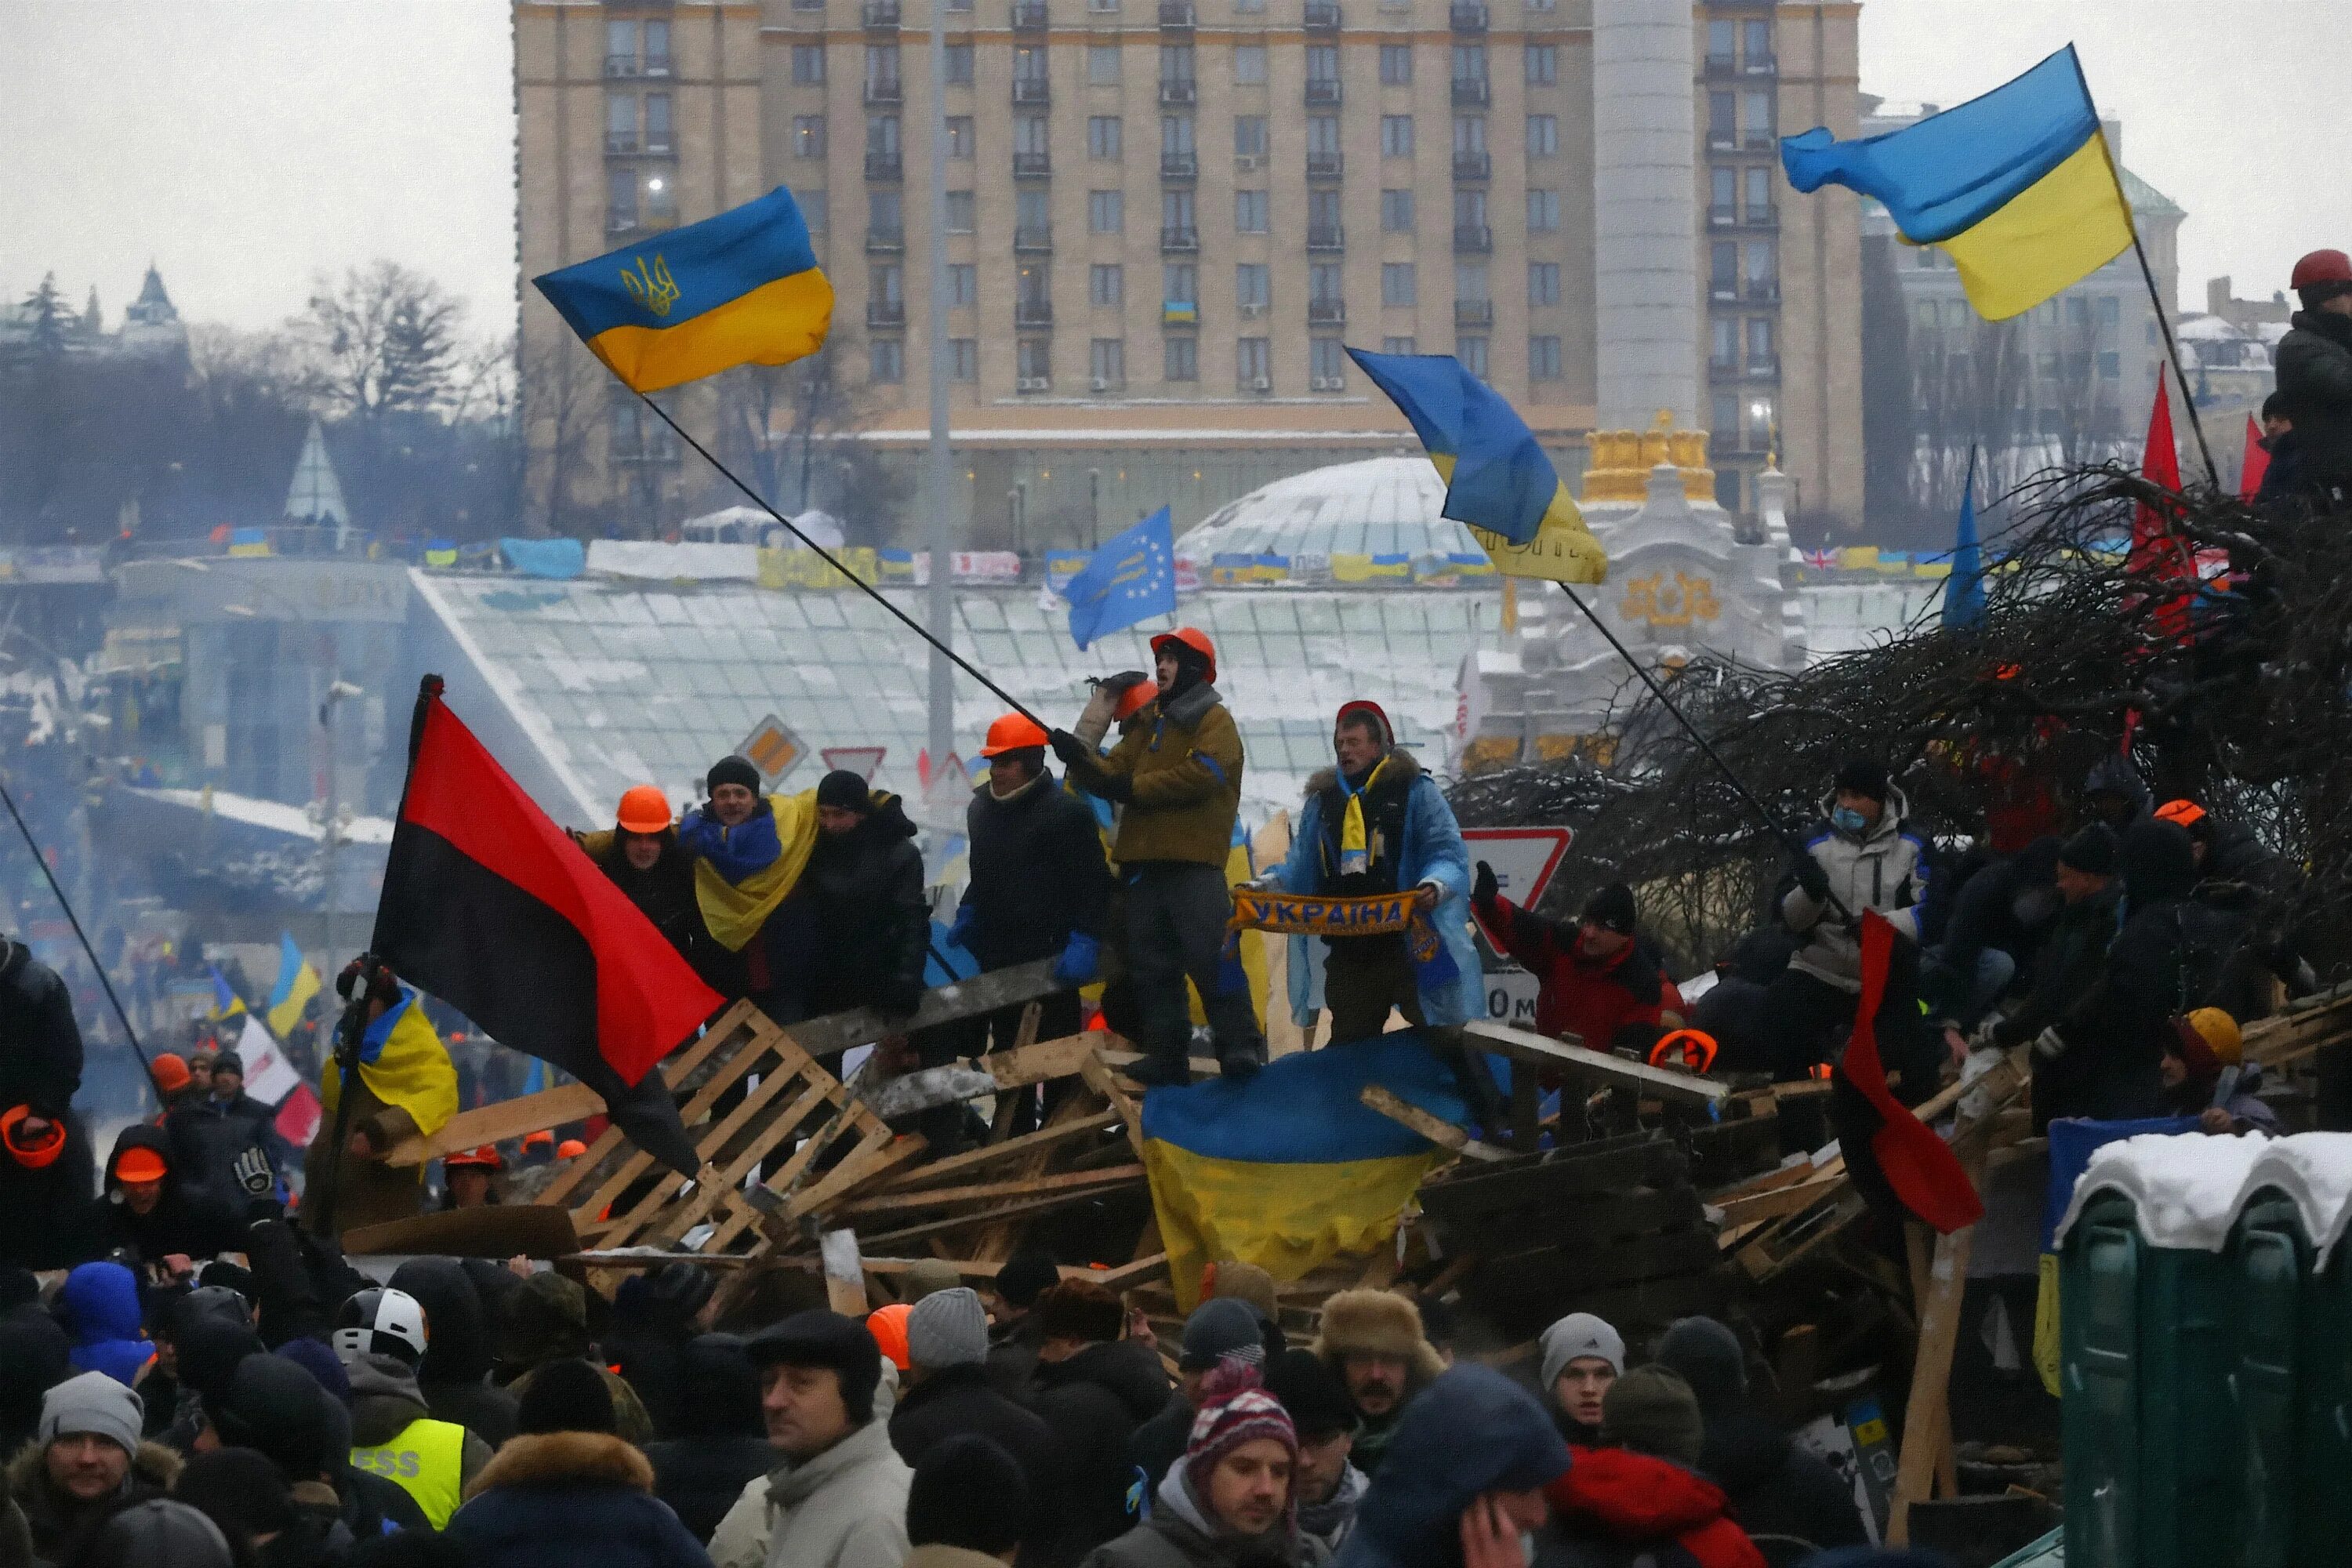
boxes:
[372,684,724,1090]
[273,1083,321,1149]
[2239,412,2270,500]
[1843,912,1983,1234]
[2126,377,2194,641]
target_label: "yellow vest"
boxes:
[350,1415,469,1529]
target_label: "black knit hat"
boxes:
[175,1446,296,1541]
[1832,757,1889,803]
[209,1051,245,1079]
[2058,822,2119,876]
[907,1434,1029,1554]
[517,1357,616,1435]
[207,1356,334,1481]
[816,770,873,812]
[996,1249,1060,1311]
[744,1310,884,1425]
[1262,1347,1357,1443]
[706,755,761,797]
[1580,883,1638,935]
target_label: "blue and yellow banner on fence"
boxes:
[532,185,833,394]
[1141,1033,1467,1309]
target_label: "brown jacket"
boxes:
[300,1069,424,1237]
[1097,684,1243,869]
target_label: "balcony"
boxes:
[1158,1,1195,25]
[1160,225,1200,252]
[1307,223,1344,252]
[1744,278,1780,303]
[1013,77,1051,103]
[1304,0,1341,27]
[1454,299,1493,327]
[1308,299,1345,326]
[1012,0,1048,27]
[866,301,906,328]
[865,151,903,180]
[866,228,907,253]
[1704,52,1737,77]
[1015,300,1055,326]
[1744,51,1777,74]
[862,0,901,26]
[643,132,674,155]
[1706,204,1737,228]
[1304,78,1341,106]
[1306,151,1343,180]
[606,209,643,234]
[604,53,642,78]
[1014,150,1051,176]
[1747,352,1780,377]
[1453,223,1490,252]
[1707,129,1738,151]
[1449,1,1486,30]
[643,52,673,78]
[1159,78,1196,105]
[864,77,902,103]
[1743,129,1777,151]
[605,131,640,154]
[1452,149,1490,181]
[1160,151,1198,180]
[1741,203,1778,229]
[1450,75,1489,107]
[1014,224,1054,252]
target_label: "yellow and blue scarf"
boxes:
[1230,889,1458,987]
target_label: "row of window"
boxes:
[862,258,1563,308]
[1704,18,1775,71]
[791,40,1563,86]
[760,183,1570,237]
[861,331,1563,383]
[1704,89,1777,145]
[781,0,1564,13]
[808,111,1558,162]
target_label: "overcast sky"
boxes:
[4,2,2344,336]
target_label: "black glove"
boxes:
[1472,861,1501,907]
[1048,729,1091,768]
[876,978,924,1020]
[1091,772,1132,804]
[1795,857,1831,902]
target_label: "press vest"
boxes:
[350,1415,467,1529]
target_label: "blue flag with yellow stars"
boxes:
[1058,507,1178,650]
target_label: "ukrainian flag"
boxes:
[1347,348,1606,585]
[1780,47,2133,321]
[533,185,833,394]
[266,932,321,1038]
[1140,1032,1465,1309]
[208,964,246,1019]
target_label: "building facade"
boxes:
[515,0,1860,540]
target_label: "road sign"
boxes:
[1461,826,1573,909]
[738,714,808,786]
[821,746,887,782]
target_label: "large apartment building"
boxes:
[516,0,1861,542]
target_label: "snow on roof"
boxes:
[1177,456,1484,563]
[2176,314,2251,342]
[119,786,394,844]
[2051,1131,2352,1263]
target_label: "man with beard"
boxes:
[1308,1292,1443,1479]
[1083,1367,1301,1568]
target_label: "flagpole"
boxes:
[629,394,1045,728]
[0,775,151,1077]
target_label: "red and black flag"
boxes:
[1837,911,1983,1234]
[369,677,724,1173]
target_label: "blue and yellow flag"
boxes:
[321,984,459,1152]
[1347,349,1607,585]
[532,186,833,394]
[266,933,321,1038]
[1140,1033,1465,1309]
[1058,506,1178,651]
[208,964,245,1020]
[1781,47,2132,321]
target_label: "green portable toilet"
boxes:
[2226,1192,2310,1568]
[2235,1134,2352,1562]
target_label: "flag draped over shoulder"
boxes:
[320,985,459,1144]
[689,792,824,951]
[371,684,724,1091]
[1141,1033,1466,1309]
[1347,348,1607,584]
[533,186,833,394]
[1780,46,2133,321]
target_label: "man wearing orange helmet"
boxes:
[572,784,721,989]
[2276,248,2352,501]
[0,932,97,1269]
[1050,626,1262,1082]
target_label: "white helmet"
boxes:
[331,1287,428,1367]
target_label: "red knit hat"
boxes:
[1184,1362,1298,1496]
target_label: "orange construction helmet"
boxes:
[616,784,673,835]
[1647,1029,1719,1075]
[2154,798,2207,829]
[867,1302,913,1370]
[1,1105,66,1171]
[150,1053,191,1096]
[114,1145,169,1185]
[556,1138,589,1160]
[1150,626,1218,685]
[445,1145,503,1172]
[523,1129,554,1150]
[980,713,1052,758]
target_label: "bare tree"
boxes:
[711,330,909,546]
[519,336,611,538]
[1909,314,2033,534]
[302,261,465,418]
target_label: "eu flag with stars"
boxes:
[1059,507,1178,650]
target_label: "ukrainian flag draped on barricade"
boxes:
[1141,1033,1467,1310]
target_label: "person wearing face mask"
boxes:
[1735,758,1935,1088]
[574,785,726,993]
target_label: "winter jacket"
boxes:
[1334,1365,1569,1568]
[165,1091,287,1211]
[1276,750,1482,1030]
[2274,307,2352,492]
[1297,1464,1367,1565]
[1538,1446,1764,1568]
[2044,822,2208,1125]
[387,1257,521,1446]
[2161,1060,2284,1136]
[1993,883,2125,1132]
[1080,1465,1301,1568]
[298,1073,426,1240]
[446,1431,712,1568]
[645,1435,776,1544]
[1780,788,1931,992]
[1128,1395,1193,1497]
[986,1311,1047,1399]
[960,772,1114,969]
[345,1351,493,1526]
[576,826,725,983]
[60,1262,155,1388]
[90,1123,241,1265]
[803,800,931,1016]
[1472,895,1678,1047]
[0,937,81,1119]
[5,1434,180,1566]
[242,1208,371,1350]
[1083,684,1245,869]
[1030,1340,1175,1566]
[1693,1410,1866,1554]
[891,1364,1065,1551]
[706,1416,910,1568]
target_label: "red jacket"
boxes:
[1473,894,1681,1047]
[1545,1446,1766,1568]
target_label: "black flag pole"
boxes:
[0,774,152,1077]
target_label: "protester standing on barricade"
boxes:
[1052,629,1261,1084]
[2276,249,2352,504]
[300,960,459,1239]
[0,931,98,1269]
[1468,875,1679,1053]
[576,784,729,994]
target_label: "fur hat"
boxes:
[1311,1290,1445,1385]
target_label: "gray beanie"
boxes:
[1538,1312,1625,1392]
[1180,1297,1268,1373]
[906,1287,990,1370]
[42,1370,144,1457]
[89,1500,234,1568]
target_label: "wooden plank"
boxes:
[1100,1050,1221,1083]
[985,1031,1115,1089]
[978,1081,1119,1264]
[878,1111,1121,1190]
[1889,1137,1988,1543]
[1359,1086,1508,1162]
[1464,1020,1733,1108]
[779,1131,931,1226]
[1712,1173,1847,1229]
[1091,1252,1172,1291]
[344,1203,582,1259]
[583,1047,820,1244]
[836,1163,1145,1218]
[704,1117,897,1254]
[858,1181,1144,1253]
[635,1080,835,1249]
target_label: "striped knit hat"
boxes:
[1185,1360,1298,1492]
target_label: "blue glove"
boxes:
[1054,931,1102,987]
[946,903,977,951]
